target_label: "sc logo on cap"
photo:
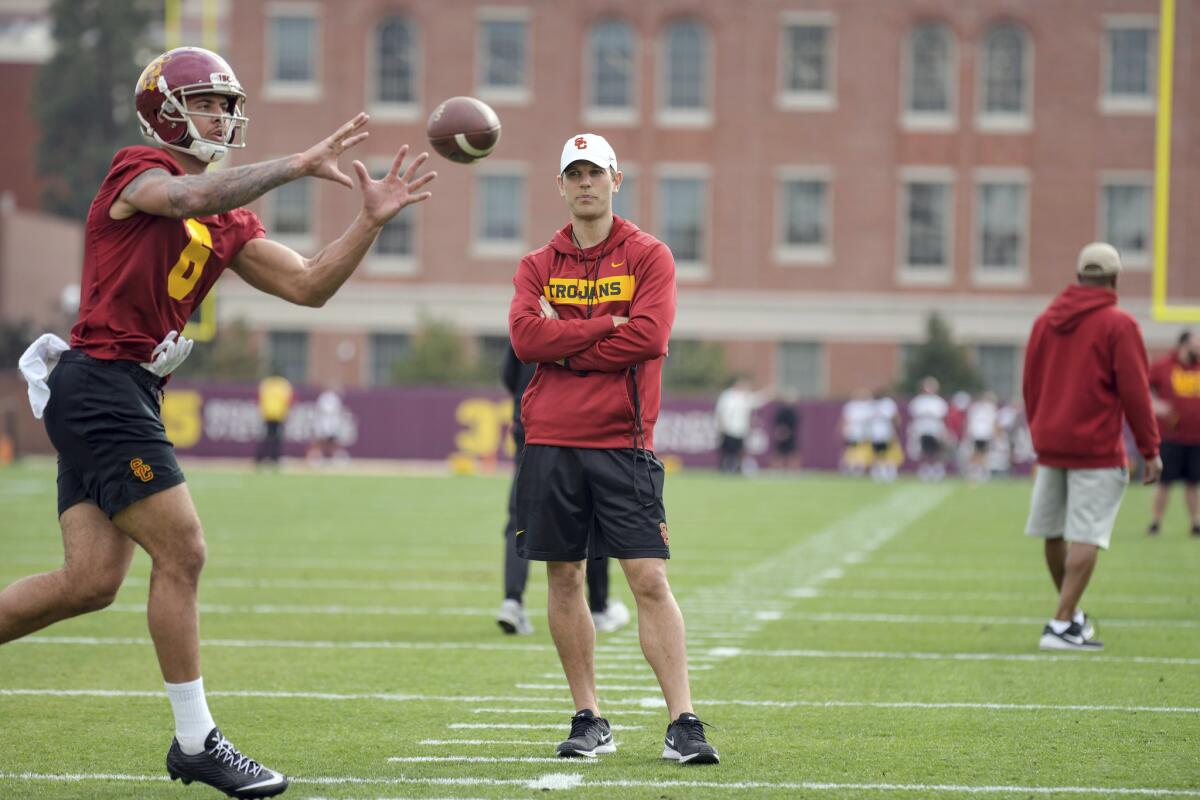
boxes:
[575,137,588,149]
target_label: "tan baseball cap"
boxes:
[559,133,618,174]
[1077,242,1122,276]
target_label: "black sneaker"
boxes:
[1038,621,1103,652]
[662,712,720,765]
[1191,524,1200,538]
[555,709,615,758]
[166,728,288,798]
[1148,522,1160,536]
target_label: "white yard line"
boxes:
[789,588,1197,606]
[2,772,1198,796]
[386,756,597,764]
[471,707,657,716]
[700,646,1200,666]
[767,611,1200,629]
[418,739,551,745]
[105,603,528,618]
[447,723,643,731]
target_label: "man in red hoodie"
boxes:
[1147,330,1200,537]
[1023,242,1161,652]
[508,133,718,765]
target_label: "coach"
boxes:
[1147,330,1200,536]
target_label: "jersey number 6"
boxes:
[167,218,213,301]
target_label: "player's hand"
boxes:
[300,113,372,188]
[351,144,436,227]
[1142,455,1163,485]
[538,296,559,320]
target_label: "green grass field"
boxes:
[1,460,1198,799]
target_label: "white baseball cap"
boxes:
[559,133,618,174]
[1076,242,1122,276]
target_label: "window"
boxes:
[1101,180,1151,266]
[904,22,954,128]
[776,171,830,264]
[1102,18,1155,112]
[367,162,418,273]
[779,14,834,110]
[975,179,1027,280]
[777,342,824,397]
[267,177,315,253]
[613,170,638,223]
[267,11,319,99]
[370,333,411,386]
[976,344,1016,399]
[657,173,707,275]
[372,16,419,113]
[659,18,710,125]
[586,20,635,121]
[900,175,953,279]
[474,170,525,255]
[478,12,528,102]
[979,23,1030,129]
[268,331,309,384]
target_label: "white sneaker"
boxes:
[593,598,631,633]
[496,599,534,635]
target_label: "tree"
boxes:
[662,339,729,393]
[33,0,156,220]
[180,318,261,381]
[897,312,983,396]
[390,318,493,386]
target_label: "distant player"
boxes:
[867,388,901,483]
[965,391,1000,481]
[839,388,873,475]
[907,376,949,481]
[6,46,434,797]
[1147,329,1200,536]
[509,133,718,765]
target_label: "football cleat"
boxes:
[662,712,720,765]
[166,727,288,799]
[1039,622,1103,652]
[555,709,616,758]
[496,598,534,635]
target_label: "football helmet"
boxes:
[135,47,248,164]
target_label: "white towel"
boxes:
[18,333,69,419]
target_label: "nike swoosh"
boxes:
[601,733,612,742]
[611,261,624,268]
[515,530,524,536]
[665,736,674,746]
[242,772,287,790]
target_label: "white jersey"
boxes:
[314,391,343,439]
[841,399,872,443]
[908,393,949,439]
[967,400,998,441]
[715,387,768,439]
[867,397,899,444]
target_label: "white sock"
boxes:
[165,677,217,755]
[1072,609,1086,626]
[1048,618,1071,634]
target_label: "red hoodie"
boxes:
[509,216,676,450]
[1023,284,1159,468]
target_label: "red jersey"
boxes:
[1149,353,1200,444]
[71,146,264,362]
[1023,284,1159,468]
[509,216,676,450]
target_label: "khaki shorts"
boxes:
[1024,465,1129,550]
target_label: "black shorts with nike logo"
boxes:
[43,351,185,518]
[514,444,670,561]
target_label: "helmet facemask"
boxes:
[151,76,248,164]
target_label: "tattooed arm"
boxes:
[111,113,372,220]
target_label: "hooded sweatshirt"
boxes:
[1023,284,1159,468]
[508,216,676,450]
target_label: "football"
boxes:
[426,96,501,164]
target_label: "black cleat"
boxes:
[662,712,720,765]
[555,709,616,758]
[1038,621,1103,652]
[166,728,288,798]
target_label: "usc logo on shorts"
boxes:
[130,458,154,482]
[659,522,670,546]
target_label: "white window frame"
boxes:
[776,341,827,398]
[612,162,639,223]
[1100,14,1157,115]
[654,163,711,282]
[260,165,316,254]
[471,161,528,259]
[776,11,836,112]
[583,18,639,127]
[655,17,714,128]
[475,6,531,106]
[901,21,957,131]
[897,166,956,286]
[971,168,1030,287]
[264,2,321,102]
[367,15,421,122]
[976,22,1033,133]
[1098,170,1153,269]
[774,165,833,266]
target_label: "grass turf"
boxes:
[1,459,1198,799]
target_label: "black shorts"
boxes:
[973,439,990,454]
[919,434,942,457]
[515,445,670,561]
[871,441,889,455]
[44,351,185,518]
[1161,441,1200,485]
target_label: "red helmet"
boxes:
[134,47,248,163]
